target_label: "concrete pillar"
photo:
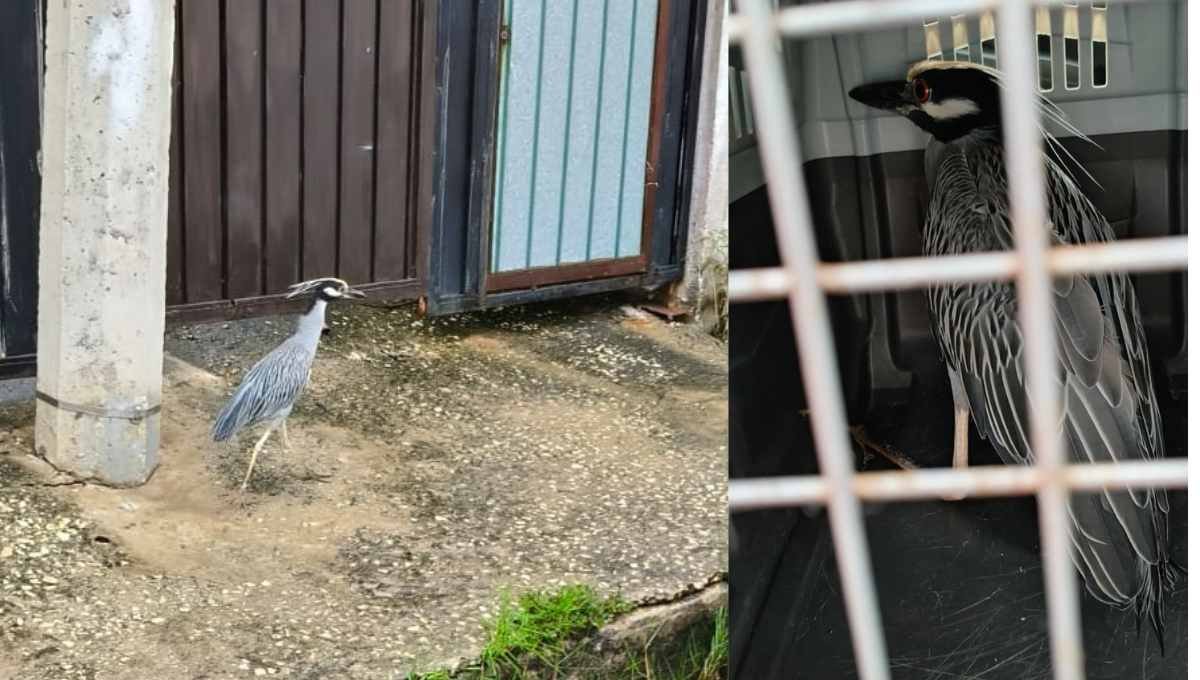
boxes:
[35,0,175,485]
[682,0,729,337]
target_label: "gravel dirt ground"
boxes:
[0,296,728,679]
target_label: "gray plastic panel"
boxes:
[729,0,1187,200]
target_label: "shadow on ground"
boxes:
[0,296,728,679]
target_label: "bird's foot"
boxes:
[855,440,875,470]
[297,464,334,483]
[849,424,920,471]
[237,486,253,512]
[848,424,966,502]
[799,409,921,472]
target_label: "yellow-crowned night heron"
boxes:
[850,61,1178,647]
[210,277,366,495]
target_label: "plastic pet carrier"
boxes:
[729,1,1187,678]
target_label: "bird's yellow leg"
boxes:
[280,421,293,452]
[947,367,970,470]
[946,367,971,501]
[241,425,276,493]
[953,406,970,470]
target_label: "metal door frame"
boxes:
[483,0,674,293]
[0,0,43,379]
[422,0,707,315]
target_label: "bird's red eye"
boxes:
[913,79,931,103]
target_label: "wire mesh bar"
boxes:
[819,250,1023,293]
[728,267,797,302]
[729,0,998,42]
[1044,235,1188,276]
[730,235,1189,300]
[728,0,1168,42]
[995,1,1085,677]
[732,0,892,678]
[730,459,1191,510]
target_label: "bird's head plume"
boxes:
[849,60,1005,143]
[284,278,367,302]
[849,59,1102,183]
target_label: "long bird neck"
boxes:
[293,298,328,349]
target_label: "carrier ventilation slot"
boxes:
[915,7,1112,92]
[1064,3,1081,90]
[1092,2,1108,88]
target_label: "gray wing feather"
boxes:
[926,144,1174,640]
[210,341,314,441]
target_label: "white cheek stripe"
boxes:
[921,97,980,120]
[323,287,344,298]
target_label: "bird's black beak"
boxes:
[344,288,367,299]
[848,80,911,114]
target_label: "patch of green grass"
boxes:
[407,585,632,680]
[621,605,728,680]
[702,606,729,679]
[479,585,634,677]
[405,587,728,680]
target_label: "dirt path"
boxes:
[0,298,728,679]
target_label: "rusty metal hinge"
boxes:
[499,24,510,45]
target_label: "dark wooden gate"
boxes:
[0,1,42,378]
[168,0,436,322]
[1,0,706,381]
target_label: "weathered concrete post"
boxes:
[35,0,175,485]
[682,0,729,336]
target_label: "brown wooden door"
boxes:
[168,0,436,321]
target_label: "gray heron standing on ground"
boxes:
[849,60,1178,649]
[210,277,366,497]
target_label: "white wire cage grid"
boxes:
[726,1,1189,680]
